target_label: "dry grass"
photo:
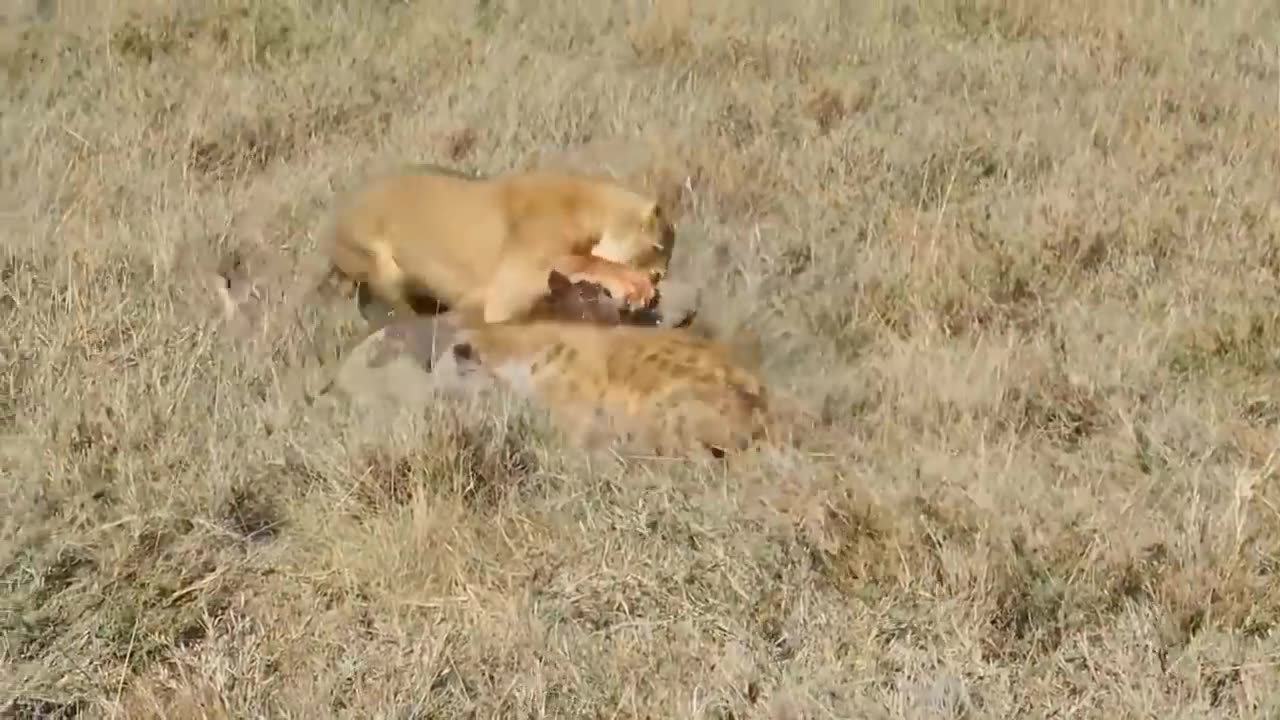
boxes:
[3,0,1280,716]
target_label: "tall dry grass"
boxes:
[2,0,1279,717]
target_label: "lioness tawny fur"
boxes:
[320,168,677,325]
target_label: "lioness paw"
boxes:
[608,267,656,309]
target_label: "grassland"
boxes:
[3,0,1280,717]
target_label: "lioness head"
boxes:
[592,199,676,284]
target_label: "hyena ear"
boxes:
[547,269,571,294]
[451,342,477,364]
[645,201,664,224]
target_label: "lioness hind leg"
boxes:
[356,281,397,329]
[402,278,451,316]
[305,263,356,301]
[359,248,425,327]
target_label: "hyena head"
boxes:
[530,270,624,325]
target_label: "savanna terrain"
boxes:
[2,0,1279,717]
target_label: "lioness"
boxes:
[318,165,677,326]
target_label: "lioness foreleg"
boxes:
[550,254,657,310]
